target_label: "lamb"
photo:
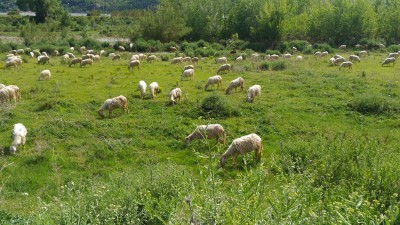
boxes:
[217,64,232,74]
[184,124,225,146]
[9,123,27,155]
[382,57,395,67]
[314,51,322,57]
[38,69,51,80]
[247,85,261,102]
[225,77,244,94]
[171,57,183,64]
[181,68,194,81]
[149,82,160,99]
[128,60,140,71]
[216,57,227,64]
[204,75,222,90]
[169,88,182,105]
[138,80,147,99]
[349,55,361,62]
[339,61,353,70]
[69,58,82,67]
[80,59,93,68]
[220,133,262,167]
[147,55,157,62]
[98,95,128,118]
[37,55,50,65]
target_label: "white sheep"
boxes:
[183,56,191,62]
[314,51,322,57]
[184,124,225,146]
[0,88,10,104]
[220,133,262,167]
[359,50,368,57]
[321,51,329,57]
[9,123,27,155]
[226,77,244,94]
[169,88,182,105]
[147,55,157,62]
[339,45,347,50]
[98,95,128,118]
[131,54,140,60]
[334,57,346,65]
[16,49,24,55]
[182,65,194,72]
[128,60,140,71]
[282,53,292,59]
[296,55,303,61]
[382,57,395,67]
[339,61,353,70]
[349,55,361,62]
[192,57,199,64]
[235,56,243,62]
[329,57,336,66]
[139,54,147,61]
[4,60,17,69]
[204,75,222,90]
[216,57,227,64]
[80,59,93,67]
[149,82,160,99]
[270,54,280,60]
[217,64,232,74]
[69,58,82,67]
[7,85,20,101]
[66,52,75,58]
[251,53,260,60]
[138,80,147,99]
[247,85,261,102]
[38,69,51,80]
[181,68,194,81]
[171,57,183,64]
[118,46,125,51]
[37,55,50,65]
[112,54,121,61]
[387,52,399,59]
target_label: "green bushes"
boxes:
[199,93,240,119]
[271,61,287,71]
[348,93,398,114]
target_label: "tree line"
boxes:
[13,0,400,50]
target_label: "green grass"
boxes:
[1,51,400,223]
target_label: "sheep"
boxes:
[183,56,191,62]
[321,51,329,57]
[4,86,17,103]
[334,54,344,59]
[118,46,125,51]
[82,54,94,60]
[16,49,24,55]
[41,52,48,57]
[216,57,227,64]
[138,80,147,99]
[329,57,336,66]
[0,88,10,104]
[171,57,183,64]
[4,60,17,69]
[184,124,225,146]
[204,75,222,91]
[112,54,121,61]
[192,57,199,64]
[66,52,75,58]
[98,95,128,118]
[37,55,50,65]
[282,53,292,59]
[169,88,182,105]
[387,52,399,59]
[29,52,35,58]
[100,50,105,56]
[128,60,140,71]
[181,68,194,81]
[131,54,140,61]
[38,69,51,80]
[339,61,353,70]
[220,133,262,167]
[108,53,116,58]
[314,51,322,57]
[169,46,177,52]
[149,82,160,99]
[53,50,59,56]
[334,57,346,65]
[69,58,82,67]
[139,54,147,61]
[93,55,101,61]
[62,54,70,62]
[80,59,93,68]
[296,55,303,61]
[270,54,279,60]
[217,64,232,74]
[378,43,385,49]
[226,77,244,94]
[349,55,361,62]
[7,85,20,101]
[9,123,27,155]
[235,56,243,62]
[251,53,260,60]
[86,49,96,55]
[382,57,396,67]
[359,50,368,57]
[247,85,261,102]
[339,45,347,50]
[147,55,157,62]
[80,46,87,53]
[182,65,194,72]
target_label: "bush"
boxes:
[387,44,400,53]
[134,38,150,52]
[257,61,270,71]
[199,93,239,119]
[302,46,314,54]
[79,38,102,50]
[160,54,170,62]
[196,39,209,48]
[163,41,179,51]
[0,42,12,53]
[265,49,281,55]
[271,61,287,71]
[359,38,381,50]
[314,43,334,53]
[348,94,398,114]
[289,40,311,52]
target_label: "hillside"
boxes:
[0,0,157,13]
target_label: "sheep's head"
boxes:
[98,109,105,118]
[220,156,227,168]
[183,137,190,146]
[9,146,16,155]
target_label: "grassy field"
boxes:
[1,50,400,224]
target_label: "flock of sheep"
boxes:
[2,44,399,166]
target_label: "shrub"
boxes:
[348,93,398,114]
[196,39,209,48]
[265,49,281,55]
[289,40,311,52]
[271,61,287,71]
[257,61,270,71]
[359,38,381,50]
[164,41,179,51]
[302,46,314,54]
[199,93,239,119]
[387,44,400,53]
[160,54,170,62]
[79,38,101,50]
[0,42,12,53]
[314,43,334,53]
[134,38,150,52]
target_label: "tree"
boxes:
[16,0,63,23]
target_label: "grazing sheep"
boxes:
[108,53,116,58]
[128,60,140,71]
[37,55,50,65]
[82,54,94,60]
[270,54,280,60]
[220,133,262,167]
[378,43,385,49]
[16,49,24,55]
[321,51,329,57]
[169,88,182,105]
[296,55,303,61]
[226,77,244,94]
[183,57,191,62]
[247,85,261,102]
[112,54,121,61]
[329,57,336,66]
[147,55,157,62]
[282,53,292,59]
[182,65,194,72]
[169,46,177,52]
[171,57,183,64]
[29,52,35,58]
[138,80,147,99]
[100,50,105,56]
[0,88,10,104]
[86,49,96,55]
[217,64,232,74]
[80,59,93,67]
[236,56,243,62]
[184,124,225,146]
[62,54,70,62]
[98,95,128,118]
[359,50,368,57]
[80,46,87,53]
[382,57,396,67]
[53,50,59,56]
[192,57,199,64]
[334,54,344,59]
[334,57,346,65]
[205,75,222,90]
[131,54,140,61]
[6,85,20,102]
[387,52,399,59]
[314,51,322,57]
[339,45,347,50]
[66,52,75,58]
[139,54,147,61]
[339,61,353,70]
[4,60,17,69]
[69,58,82,67]
[118,46,125,51]
[349,55,361,62]
[149,82,160,99]
[216,57,227,64]
[9,123,27,155]
[93,55,101,61]
[181,68,194,81]
[38,69,51,80]
[251,53,260,60]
